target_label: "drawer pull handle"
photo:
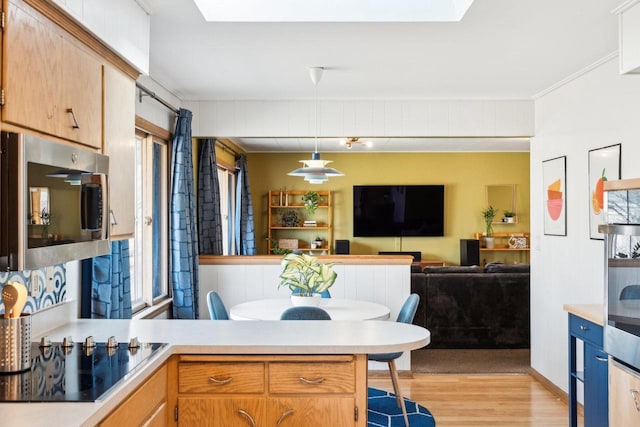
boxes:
[299,376,325,385]
[208,376,233,385]
[631,389,640,412]
[237,409,256,427]
[579,325,589,332]
[276,409,295,426]
[67,108,80,129]
[595,355,608,362]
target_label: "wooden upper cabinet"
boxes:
[2,0,102,149]
[104,65,136,238]
[3,1,62,136]
[60,38,102,148]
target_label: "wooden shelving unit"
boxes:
[473,232,530,264]
[267,190,333,255]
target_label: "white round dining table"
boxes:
[229,298,391,321]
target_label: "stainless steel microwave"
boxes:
[0,131,109,271]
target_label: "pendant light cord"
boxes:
[314,80,319,154]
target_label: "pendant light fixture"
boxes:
[288,67,344,184]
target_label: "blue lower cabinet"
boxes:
[584,342,609,427]
[568,313,608,427]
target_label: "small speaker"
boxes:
[460,239,480,266]
[335,240,350,255]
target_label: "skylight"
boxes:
[191,0,475,22]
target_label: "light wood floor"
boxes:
[369,373,579,426]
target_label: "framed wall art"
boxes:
[542,156,567,236]
[588,143,621,240]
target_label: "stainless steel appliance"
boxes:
[0,131,109,270]
[602,179,640,369]
[0,337,166,402]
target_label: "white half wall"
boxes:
[531,55,640,394]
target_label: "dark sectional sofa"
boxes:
[411,263,530,349]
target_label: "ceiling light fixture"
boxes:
[288,67,344,185]
[340,137,373,149]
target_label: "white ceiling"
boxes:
[145,0,621,152]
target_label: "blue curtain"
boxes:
[234,155,256,255]
[197,138,223,255]
[170,108,200,319]
[82,240,132,319]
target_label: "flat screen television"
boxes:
[353,185,444,237]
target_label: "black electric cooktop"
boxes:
[0,341,166,402]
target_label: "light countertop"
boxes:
[1,319,430,426]
[563,304,604,326]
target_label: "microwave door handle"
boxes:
[102,174,109,240]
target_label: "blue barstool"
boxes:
[368,293,420,427]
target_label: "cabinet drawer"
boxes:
[269,362,355,394]
[179,362,265,394]
[569,314,603,347]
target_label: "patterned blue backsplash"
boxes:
[0,265,66,315]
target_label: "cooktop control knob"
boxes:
[39,336,52,348]
[62,336,74,348]
[83,336,96,348]
[128,337,140,349]
[106,336,118,348]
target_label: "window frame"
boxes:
[131,122,171,315]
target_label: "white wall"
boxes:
[531,56,640,392]
[52,0,150,73]
[185,99,534,138]
[136,75,181,131]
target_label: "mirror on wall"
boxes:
[486,184,516,223]
[29,187,50,225]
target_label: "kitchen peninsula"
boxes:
[1,318,429,426]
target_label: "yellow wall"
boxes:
[247,152,530,265]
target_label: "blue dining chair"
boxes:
[368,293,420,427]
[206,291,229,320]
[280,306,332,320]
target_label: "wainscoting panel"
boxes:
[199,261,412,369]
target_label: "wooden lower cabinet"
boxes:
[268,397,356,427]
[100,364,168,427]
[175,354,367,427]
[179,398,266,426]
[609,359,640,427]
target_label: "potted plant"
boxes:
[281,209,300,227]
[503,210,515,223]
[302,191,320,216]
[481,205,497,248]
[267,238,293,255]
[278,253,337,305]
